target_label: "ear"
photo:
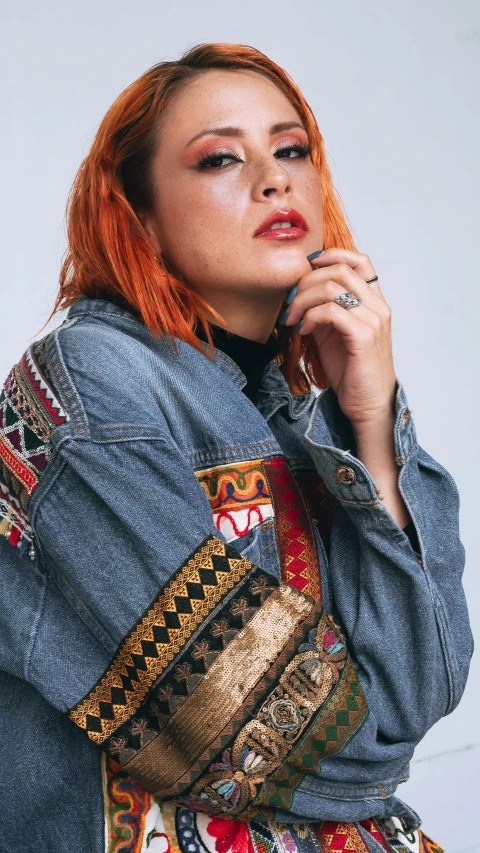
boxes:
[137,210,162,259]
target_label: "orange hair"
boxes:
[49,42,357,394]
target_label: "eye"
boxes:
[195,142,312,171]
[275,143,312,160]
[196,151,242,170]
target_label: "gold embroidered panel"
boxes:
[123,583,313,794]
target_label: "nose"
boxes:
[251,155,293,202]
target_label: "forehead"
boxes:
[158,69,303,143]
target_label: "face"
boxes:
[144,69,323,318]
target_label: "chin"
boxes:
[252,258,310,287]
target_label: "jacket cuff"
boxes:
[303,379,417,504]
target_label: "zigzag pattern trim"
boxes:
[24,344,68,426]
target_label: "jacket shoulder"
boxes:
[53,313,177,435]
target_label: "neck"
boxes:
[199,290,287,344]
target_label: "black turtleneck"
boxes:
[194,322,282,405]
[194,321,419,554]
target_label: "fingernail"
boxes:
[285,285,297,305]
[279,308,289,324]
[307,249,324,262]
[295,321,303,334]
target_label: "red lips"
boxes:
[253,208,308,238]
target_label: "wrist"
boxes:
[351,406,395,440]
[348,381,398,434]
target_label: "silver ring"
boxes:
[335,291,362,310]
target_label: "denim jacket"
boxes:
[0,295,473,851]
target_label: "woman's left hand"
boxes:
[284,248,397,426]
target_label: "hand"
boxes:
[284,248,396,426]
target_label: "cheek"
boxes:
[159,178,241,255]
[301,168,323,209]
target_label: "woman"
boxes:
[0,42,472,853]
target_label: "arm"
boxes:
[353,401,410,529]
[4,423,366,818]
[304,379,473,747]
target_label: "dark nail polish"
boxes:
[279,308,289,324]
[295,321,303,334]
[285,286,297,305]
[307,249,324,262]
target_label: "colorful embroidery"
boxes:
[375,817,446,853]
[359,819,390,851]
[68,533,259,743]
[315,822,370,853]
[257,655,368,812]
[103,753,151,852]
[160,608,360,816]
[118,584,314,799]
[103,756,445,853]
[294,471,336,556]
[143,604,320,808]
[204,815,255,853]
[261,457,323,601]
[103,754,175,852]
[196,460,274,542]
[97,580,362,817]
[175,809,320,853]
[0,340,67,550]
[107,568,281,763]
[420,834,444,853]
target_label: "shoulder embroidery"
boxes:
[0,339,68,554]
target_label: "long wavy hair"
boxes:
[49,42,357,394]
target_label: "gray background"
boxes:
[2,1,479,848]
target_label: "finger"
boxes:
[297,300,377,347]
[299,292,385,335]
[285,268,389,326]
[309,248,383,298]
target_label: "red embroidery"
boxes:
[206,817,255,853]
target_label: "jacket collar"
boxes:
[66,296,316,421]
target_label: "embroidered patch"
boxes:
[113,594,366,818]
[102,754,151,851]
[359,819,391,851]
[262,457,323,601]
[180,608,352,815]
[103,752,443,853]
[68,533,260,744]
[176,809,293,853]
[0,340,67,550]
[420,834,445,853]
[196,459,274,542]
[256,653,368,812]
[315,822,370,853]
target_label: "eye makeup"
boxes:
[195,141,312,171]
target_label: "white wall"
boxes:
[2,2,479,849]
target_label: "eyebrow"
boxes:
[185,121,307,148]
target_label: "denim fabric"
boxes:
[0,295,473,852]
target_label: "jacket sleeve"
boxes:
[0,401,370,819]
[303,379,474,747]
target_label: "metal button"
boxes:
[336,466,356,485]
